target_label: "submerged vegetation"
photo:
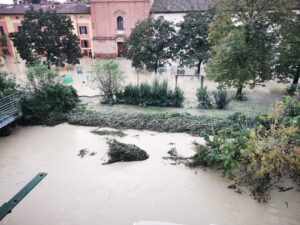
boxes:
[103,139,149,164]
[191,97,300,202]
[91,129,127,137]
[68,111,225,136]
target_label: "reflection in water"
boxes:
[0,124,299,225]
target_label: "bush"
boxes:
[90,60,124,103]
[26,64,59,91]
[196,86,212,109]
[116,80,184,107]
[22,83,78,116]
[22,64,79,120]
[192,98,300,202]
[0,72,17,99]
[213,89,231,109]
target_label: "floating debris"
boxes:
[162,147,193,165]
[91,129,127,137]
[276,186,293,192]
[78,149,88,158]
[227,183,245,194]
[90,152,97,156]
[103,139,149,165]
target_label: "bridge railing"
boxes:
[0,93,22,127]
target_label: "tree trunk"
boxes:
[154,60,159,75]
[292,66,300,85]
[236,85,243,98]
[197,60,202,76]
[197,60,204,88]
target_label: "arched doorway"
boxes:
[116,36,125,57]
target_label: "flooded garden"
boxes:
[0,124,299,225]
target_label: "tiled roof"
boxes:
[0,3,90,15]
[151,0,215,13]
[150,0,300,13]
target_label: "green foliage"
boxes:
[9,8,82,67]
[0,72,17,99]
[193,97,300,202]
[175,10,213,74]
[126,17,176,73]
[26,64,59,91]
[22,83,78,116]
[22,64,78,119]
[207,0,282,97]
[196,86,212,109]
[116,80,184,107]
[194,127,251,177]
[213,89,231,109]
[275,12,300,86]
[91,60,125,103]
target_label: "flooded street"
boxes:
[0,125,299,225]
[1,58,287,115]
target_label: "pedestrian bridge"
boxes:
[0,93,22,129]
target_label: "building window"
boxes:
[81,40,88,48]
[3,49,9,55]
[117,16,124,30]
[79,26,88,35]
[0,26,4,36]
[16,16,19,19]
[17,26,21,31]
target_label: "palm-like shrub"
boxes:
[213,88,231,109]
[116,80,184,107]
[196,86,212,109]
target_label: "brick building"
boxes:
[0,3,93,58]
[90,0,151,58]
[0,0,151,60]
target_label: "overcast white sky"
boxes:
[0,0,66,3]
[0,0,13,3]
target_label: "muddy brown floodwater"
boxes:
[0,124,299,225]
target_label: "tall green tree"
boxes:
[126,17,176,74]
[207,0,283,99]
[175,11,213,75]
[275,12,300,86]
[9,8,82,67]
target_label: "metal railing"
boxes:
[0,93,22,129]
